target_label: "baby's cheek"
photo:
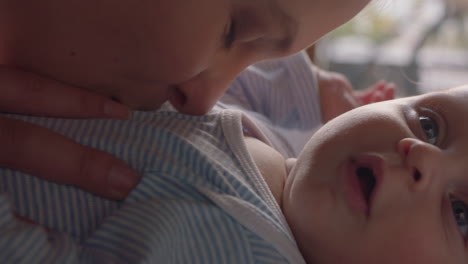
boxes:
[362,225,448,264]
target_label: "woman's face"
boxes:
[283,86,468,263]
[11,0,370,114]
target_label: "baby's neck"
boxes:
[243,135,287,207]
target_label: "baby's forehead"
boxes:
[444,85,468,95]
[396,85,468,105]
[424,85,468,96]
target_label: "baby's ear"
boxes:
[285,158,297,176]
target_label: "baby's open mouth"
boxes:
[344,154,383,217]
[356,166,376,204]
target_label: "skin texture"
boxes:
[281,85,468,263]
[3,0,371,114]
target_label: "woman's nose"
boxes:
[397,138,443,192]
[169,74,231,116]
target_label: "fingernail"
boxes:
[109,163,139,197]
[105,101,132,120]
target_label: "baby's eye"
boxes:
[419,116,438,145]
[451,199,468,238]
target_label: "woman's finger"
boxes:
[0,66,129,119]
[0,115,139,199]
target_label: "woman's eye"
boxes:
[224,19,237,50]
[419,116,439,145]
[451,199,468,238]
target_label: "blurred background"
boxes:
[310,0,468,96]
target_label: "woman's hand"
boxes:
[0,66,139,199]
[318,69,395,123]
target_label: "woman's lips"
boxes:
[343,154,383,217]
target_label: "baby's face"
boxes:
[283,86,468,263]
[21,0,370,114]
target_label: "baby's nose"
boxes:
[397,138,442,192]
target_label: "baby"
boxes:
[1,50,465,263]
[0,0,445,263]
[283,86,468,264]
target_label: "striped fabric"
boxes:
[0,51,319,263]
[220,51,322,157]
[0,109,305,263]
